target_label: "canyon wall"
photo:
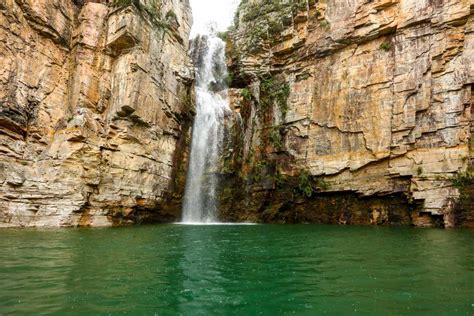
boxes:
[0,0,194,227]
[222,0,474,227]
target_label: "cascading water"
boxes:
[181,35,230,223]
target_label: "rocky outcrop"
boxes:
[222,0,473,227]
[0,0,194,227]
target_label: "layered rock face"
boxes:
[222,0,473,227]
[0,0,194,227]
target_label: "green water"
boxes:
[0,225,473,315]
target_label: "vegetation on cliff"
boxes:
[215,0,473,227]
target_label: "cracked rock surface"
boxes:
[0,0,194,227]
[221,0,473,228]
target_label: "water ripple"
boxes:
[0,225,473,315]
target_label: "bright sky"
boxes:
[189,0,240,37]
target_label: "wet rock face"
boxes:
[222,0,473,227]
[0,0,194,227]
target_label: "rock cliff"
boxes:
[1,0,472,228]
[221,0,474,227]
[0,0,194,227]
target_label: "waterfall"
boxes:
[181,35,230,223]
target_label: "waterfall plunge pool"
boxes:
[1,224,473,315]
[176,222,258,226]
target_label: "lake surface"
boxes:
[0,225,473,315]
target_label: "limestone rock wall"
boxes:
[0,0,194,227]
[223,0,473,227]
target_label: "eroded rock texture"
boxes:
[222,0,474,227]
[0,0,194,227]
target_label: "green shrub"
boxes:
[260,76,290,120]
[380,42,392,51]
[252,160,267,182]
[270,127,283,149]
[216,31,228,41]
[166,10,177,20]
[297,170,330,196]
[275,172,287,188]
[298,170,313,197]
[241,88,252,101]
[453,168,474,188]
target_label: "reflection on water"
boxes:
[0,225,473,314]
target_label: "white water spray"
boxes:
[181,35,230,223]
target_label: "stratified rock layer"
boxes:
[223,0,473,227]
[0,0,194,227]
